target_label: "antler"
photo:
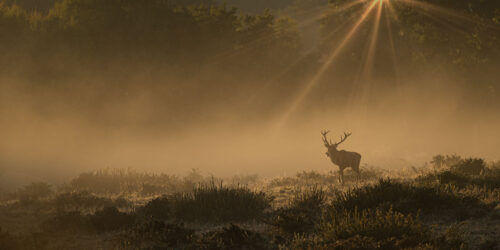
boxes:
[335,132,352,146]
[321,130,331,147]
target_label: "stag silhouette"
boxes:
[321,130,361,184]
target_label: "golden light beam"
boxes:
[410,6,470,36]
[275,0,380,127]
[244,8,367,106]
[208,1,365,65]
[296,0,365,29]
[362,0,383,79]
[384,0,399,22]
[346,0,383,116]
[400,0,500,31]
[384,2,403,99]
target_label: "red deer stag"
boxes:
[321,130,361,184]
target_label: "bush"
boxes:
[138,182,272,223]
[137,196,171,221]
[17,182,53,201]
[0,227,19,250]
[292,208,466,250]
[140,183,166,196]
[123,221,195,249]
[270,187,326,237]
[172,182,271,223]
[331,179,486,219]
[43,207,135,233]
[89,206,135,232]
[198,224,272,250]
[421,170,500,190]
[53,191,129,212]
[323,208,428,244]
[451,158,486,176]
[42,211,91,233]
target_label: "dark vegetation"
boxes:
[138,182,271,223]
[1,155,500,249]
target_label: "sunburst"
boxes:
[275,0,496,128]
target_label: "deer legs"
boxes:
[339,168,345,185]
[338,167,361,185]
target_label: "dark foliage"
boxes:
[17,182,53,201]
[168,183,272,223]
[323,208,428,243]
[123,221,195,249]
[418,157,500,189]
[293,208,466,250]
[53,191,129,212]
[0,227,19,250]
[89,206,135,232]
[441,171,500,189]
[331,179,488,219]
[198,224,272,250]
[451,158,486,176]
[137,196,171,221]
[270,187,326,237]
[42,207,135,233]
[42,210,91,233]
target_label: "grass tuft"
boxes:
[331,179,487,220]
[270,186,326,237]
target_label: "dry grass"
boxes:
[1,158,499,249]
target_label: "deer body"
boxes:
[322,130,361,184]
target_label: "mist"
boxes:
[2,72,499,189]
[1,0,500,190]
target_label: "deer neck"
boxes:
[328,146,340,155]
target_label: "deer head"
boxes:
[321,130,352,150]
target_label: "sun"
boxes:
[274,0,488,128]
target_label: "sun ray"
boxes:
[208,0,368,65]
[409,6,471,36]
[207,1,365,65]
[384,3,404,102]
[362,0,383,79]
[275,0,380,128]
[400,0,500,31]
[244,8,367,106]
[384,0,399,22]
[346,0,384,117]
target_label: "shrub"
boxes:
[292,208,466,249]
[123,221,195,249]
[42,211,91,233]
[451,158,486,176]
[89,206,135,232]
[270,187,326,237]
[323,208,428,243]
[420,170,500,190]
[169,182,272,223]
[198,224,272,250]
[290,208,431,249]
[437,170,469,184]
[137,196,171,221]
[331,179,486,219]
[0,227,19,249]
[140,183,166,196]
[53,191,128,212]
[17,182,53,201]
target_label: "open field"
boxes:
[1,1,500,249]
[1,157,500,249]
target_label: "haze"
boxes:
[1,0,499,188]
